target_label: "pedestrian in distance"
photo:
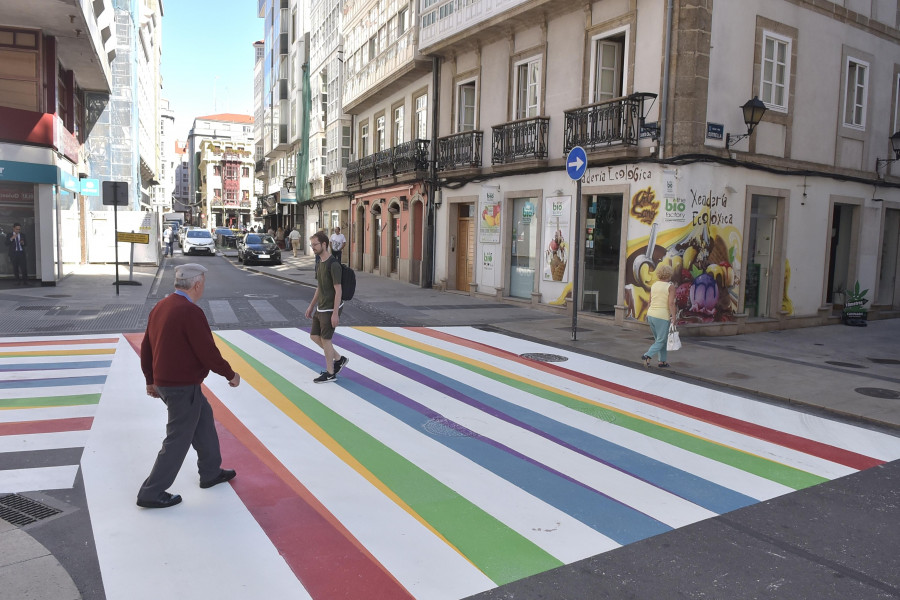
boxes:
[305,231,348,383]
[6,223,28,285]
[641,264,677,368]
[288,226,302,258]
[162,225,173,257]
[330,226,346,264]
[137,263,241,509]
[275,226,285,250]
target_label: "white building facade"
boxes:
[416,0,900,334]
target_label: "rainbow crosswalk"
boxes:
[3,329,900,599]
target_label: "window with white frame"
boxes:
[514,57,541,119]
[397,7,409,37]
[415,93,428,139]
[592,33,625,103]
[760,32,790,111]
[393,105,404,146]
[844,57,868,129]
[457,81,476,131]
[342,125,351,167]
[360,122,369,157]
[376,115,386,151]
[895,73,900,132]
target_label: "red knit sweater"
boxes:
[141,293,235,386]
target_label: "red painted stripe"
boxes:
[0,338,118,348]
[414,328,883,471]
[123,333,412,600]
[0,417,93,436]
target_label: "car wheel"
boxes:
[275,257,282,265]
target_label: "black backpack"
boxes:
[329,257,356,301]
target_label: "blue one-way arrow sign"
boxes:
[566,146,587,180]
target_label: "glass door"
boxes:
[582,194,622,312]
[877,209,899,307]
[744,195,777,317]
[509,197,537,299]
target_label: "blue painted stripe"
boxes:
[0,361,112,372]
[0,375,107,389]
[249,329,671,545]
[335,331,757,515]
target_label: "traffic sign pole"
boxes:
[113,183,119,296]
[565,147,587,341]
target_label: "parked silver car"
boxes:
[182,229,216,255]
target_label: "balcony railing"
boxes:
[438,131,483,171]
[563,93,652,153]
[491,117,550,165]
[346,139,430,186]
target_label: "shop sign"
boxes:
[0,160,58,185]
[79,178,100,196]
[59,171,80,193]
[0,182,35,205]
[543,196,571,282]
[478,185,501,244]
[279,187,297,203]
[482,250,494,272]
[522,200,535,224]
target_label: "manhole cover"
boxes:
[824,361,866,369]
[520,353,569,363]
[855,387,900,400]
[0,494,61,526]
[244,293,277,298]
[422,418,477,437]
[868,358,900,365]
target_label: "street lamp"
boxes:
[875,131,900,176]
[725,96,768,150]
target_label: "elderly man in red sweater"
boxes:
[137,263,241,509]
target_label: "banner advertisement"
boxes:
[542,195,571,282]
[478,185,501,243]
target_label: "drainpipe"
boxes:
[423,55,440,288]
[658,0,674,159]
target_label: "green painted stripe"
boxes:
[366,330,828,491]
[0,394,101,409]
[224,339,563,585]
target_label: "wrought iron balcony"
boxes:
[346,139,430,185]
[438,131,483,171]
[491,117,550,165]
[563,93,652,153]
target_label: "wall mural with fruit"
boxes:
[623,186,743,324]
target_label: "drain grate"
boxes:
[0,494,61,526]
[868,358,900,365]
[15,305,64,311]
[521,353,569,363]
[824,361,866,369]
[855,387,900,400]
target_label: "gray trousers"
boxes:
[138,384,222,501]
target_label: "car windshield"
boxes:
[245,235,275,244]
[187,230,212,239]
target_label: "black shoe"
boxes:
[137,491,182,509]
[200,468,236,489]
[333,355,349,375]
[314,371,336,383]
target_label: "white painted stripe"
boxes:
[343,329,715,529]
[215,329,496,600]
[0,465,79,493]
[0,385,103,400]
[357,328,793,502]
[450,327,900,460]
[249,299,287,322]
[0,405,97,423]
[0,344,118,353]
[82,337,313,600]
[389,328,870,479]
[0,431,90,453]
[208,300,239,324]
[0,333,121,344]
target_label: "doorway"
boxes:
[582,194,622,312]
[826,203,857,305]
[743,196,779,317]
[877,208,900,308]
[456,204,475,291]
[372,205,382,272]
[508,197,538,299]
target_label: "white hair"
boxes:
[174,273,204,290]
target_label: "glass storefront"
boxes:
[0,182,37,279]
[509,196,537,299]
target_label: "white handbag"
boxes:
[666,323,681,351]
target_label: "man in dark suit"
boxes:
[7,223,28,285]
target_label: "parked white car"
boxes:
[182,229,216,255]
[177,226,194,247]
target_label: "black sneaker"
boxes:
[313,371,336,383]
[333,355,349,374]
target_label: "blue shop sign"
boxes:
[279,187,297,204]
[79,178,100,196]
[59,171,80,192]
[0,160,58,184]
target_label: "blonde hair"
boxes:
[655,264,674,281]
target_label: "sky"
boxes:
[161,0,262,141]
